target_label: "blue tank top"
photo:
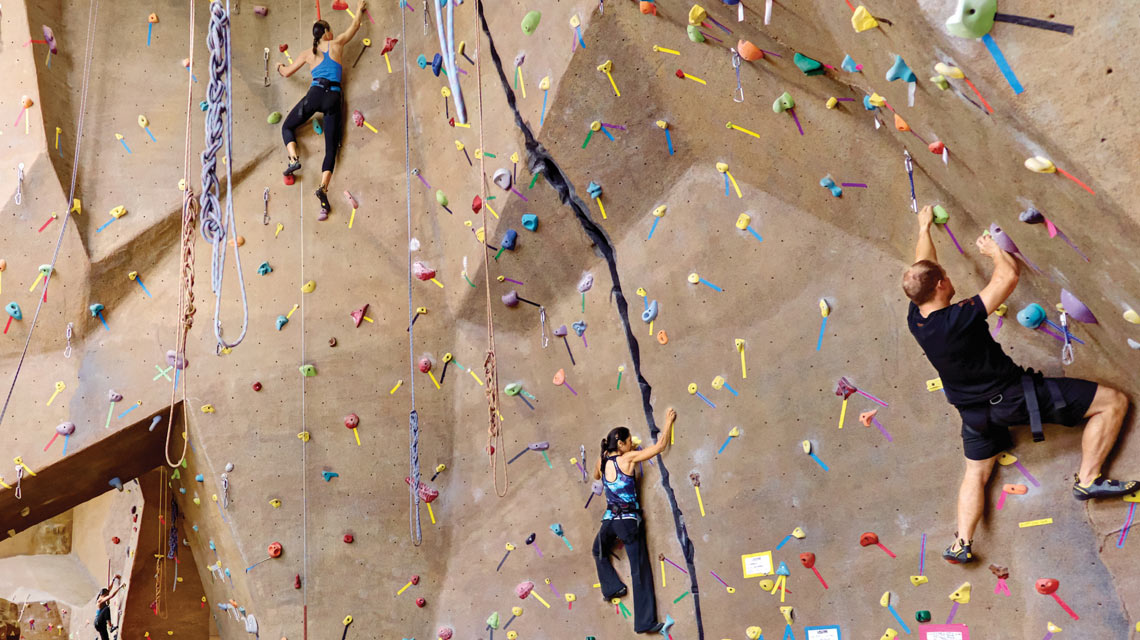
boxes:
[602,456,640,520]
[311,51,343,90]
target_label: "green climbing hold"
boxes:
[933,205,949,225]
[436,190,449,207]
[772,91,795,113]
[915,610,932,623]
[686,25,705,43]
[268,111,282,124]
[945,0,997,39]
[930,74,950,90]
[793,52,825,76]
[521,10,541,35]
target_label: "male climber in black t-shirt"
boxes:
[903,205,1136,565]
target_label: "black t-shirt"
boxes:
[907,294,1024,406]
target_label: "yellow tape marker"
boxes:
[427,501,436,524]
[726,122,760,138]
[652,45,681,55]
[390,380,403,394]
[1018,518,1053,528]
[838,397,847,429]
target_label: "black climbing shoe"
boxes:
[283,156,301,176]
[639,623,665,634]
[603,586,627,600]
[942,538,973,565]
[314,187,331,212]
[1073,475,1140,501]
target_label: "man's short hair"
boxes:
[902,260,944,304]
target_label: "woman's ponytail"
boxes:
[599,427,631,461]
[312,21,330,54]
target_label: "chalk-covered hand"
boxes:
[917,205,934,229]
[976,233,1000,258]
[665,408,677,426]
[357,0,367,12]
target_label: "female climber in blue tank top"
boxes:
[276,0,366,218]
[591,408,676,634]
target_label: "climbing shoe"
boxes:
[315,187,331,212]
[942,538,973,564]
[1072,475,1140,501]
[283,156,301,176]
[603,586,627,600]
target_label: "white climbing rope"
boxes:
[200,0,250,352]
[0,0,100,430]
[402,0,424,546]
[432,0,466,124]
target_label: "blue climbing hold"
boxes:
[1017,303,1046,329]
[572,320,587,336]
[886,55,916,82]
[108,477,124,491]
[820,176,843,198]
[641,300,659,323]
[587,181,603,199]
[521,214,538,231]
[322,471,339,482]
[5,302,21,320]
[276,315,289,330]
[416,54,428,69]
[501,229,518,250]
[195,473,205,482]
[257,261,273,275]
[841,54,859,73]
[776,560,790,576]
[313,117,323,135]
[88,303,105,317]
[862,95,877,110]
[432,53,443,76]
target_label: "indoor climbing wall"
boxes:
[2,0,1140,639]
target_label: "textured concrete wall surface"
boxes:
[2,0,1139,638]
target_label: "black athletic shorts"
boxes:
[956,376,1099,460]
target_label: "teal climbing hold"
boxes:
[4,302,21,320]
[313,117,324,135]
[587,181,603,199]
[886,55,916,82]
[417,54,428,69]
[521,214,538,231]
[276,315,289,330]
[257,262,273,275]
[793,52,825,76]
[322,471,339,481]
[775,561,790,576]
[1017,303,1046,329]
[841,54,859,73]
[820,176,843,198]
[862,95,877,110]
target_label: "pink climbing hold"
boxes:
[515,580,535,599]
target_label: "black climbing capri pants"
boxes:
[281,84,343,173]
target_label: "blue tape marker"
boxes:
[981,33,1024,94]
[601,126,615,141]
[746,226,763,242]
[96,218,115,233]
[665,129,674,155]
[698,278,723,292]
[809,452,829,471]
[816,316,828,351]
[887,603,911,634]
[775,534,792,550]
[724,173,730,196]
[695,391,716,408]
[723,382,739,396]
[540,90,548,126]
[717,434,733,454]
[648,216,660,240]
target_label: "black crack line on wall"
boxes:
[476,3,703,638]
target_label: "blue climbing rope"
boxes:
[200,0,250,352]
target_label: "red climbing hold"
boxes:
[416,597,427,608]
[111,537,121,544]
[284,174,295,186]
[294,574,302,589]
[252,382,262,391]
[343,534,355,544]
[332,0,349,9]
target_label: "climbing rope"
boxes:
[431,0,466,123]
[164,0,199,469]
[475,3,703,635]
[472,0,507,497]
[401,0,424,546]
[200,0,250,353]
[0,0,100,430]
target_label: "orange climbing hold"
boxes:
[657,330,668,344]
[893,113,910,132]
[640,1,658,15]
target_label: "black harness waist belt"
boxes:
[1018,373,1064,443]
[313,78,341,89]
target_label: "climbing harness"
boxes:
[0,0,99,431]
[63,322,73,358]
[200,0,250,353]
[731,51,744,103]
[473,0,507,499]
[14,162,24,205]
[432,0,467,124]
[904,149,917,213]
[477,3,703,635]
[401,0,425,544]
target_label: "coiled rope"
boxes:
[0,0,100,431]
[401,0,423,546]
[475,2,703,635]
[200,0,250,353]
[164,0,199,469]
[471,0,506,497]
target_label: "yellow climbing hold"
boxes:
[851,6,879,32]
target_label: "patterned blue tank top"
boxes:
[602,456,640,520]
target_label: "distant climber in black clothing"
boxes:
[903,205,1136,565]
[94,575,123,640]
